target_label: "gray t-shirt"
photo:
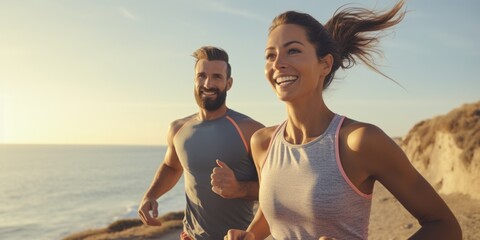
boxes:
[174,109,258,240]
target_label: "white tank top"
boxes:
[259,114,372,240]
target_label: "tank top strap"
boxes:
[260,121,287,172]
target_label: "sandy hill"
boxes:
[401,101,480,199]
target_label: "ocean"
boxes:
[0,144,185,240]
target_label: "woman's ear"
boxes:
[320,54,334,75]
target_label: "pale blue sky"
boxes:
[1,0,479,145]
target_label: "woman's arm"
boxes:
[345,123,462,239]
[225,126,277,239]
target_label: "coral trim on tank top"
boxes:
[225,115,249,154]
[335,116,372,199]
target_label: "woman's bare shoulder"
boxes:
[252,125,280,146]
[340,117,391,151]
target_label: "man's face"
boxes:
[194,59,231,111]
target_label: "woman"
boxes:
[225,1,461,239]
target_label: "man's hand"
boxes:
[211,159,241,199]
[224,229,255,240]
[138,197,162,226]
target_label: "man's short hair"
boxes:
[192,46,231,79]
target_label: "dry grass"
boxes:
[403,101,480,165]
[62,211,184,240]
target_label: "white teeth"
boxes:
[201,89,217,96]
[202,91,215,96]
[275,76,297,84]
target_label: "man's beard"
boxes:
[195,87,227,111]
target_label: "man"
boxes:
[138,46,264,240]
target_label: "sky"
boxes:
[0,0,479,146]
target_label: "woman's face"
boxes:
[265,24,328,102]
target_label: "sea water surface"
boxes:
[0,144,185,240]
